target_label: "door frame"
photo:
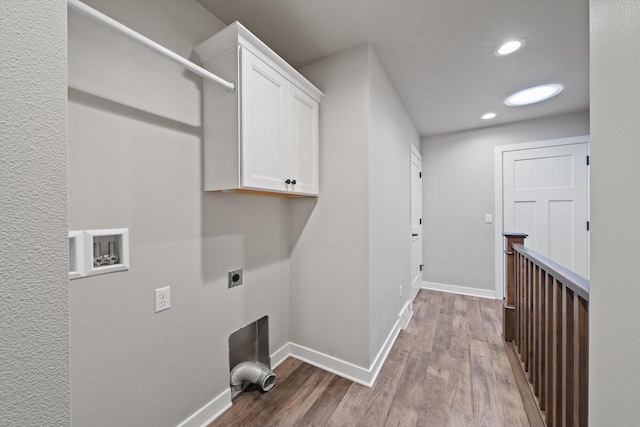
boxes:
[493,134,589,300]
[410,144,423,303]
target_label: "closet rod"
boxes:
[67,0,236,92]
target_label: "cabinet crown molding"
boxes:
[195,21,323,102]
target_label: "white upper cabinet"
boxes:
[195,22,323,196]
[289,85,319,195]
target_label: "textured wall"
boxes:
[421,111,589,292]
[68,1,290,425]
[590,1,640,424]
[0,1,70,426]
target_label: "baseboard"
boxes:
[422,281,497,299]
[270,342,291,369]
[177,388,232,427]
[270,318,402,388]
[287,342,373,386]
[361,316,402,386]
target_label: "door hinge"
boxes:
[419,172,422,178]
[419,264,424,271]
[419,218,422,224]
[587,221,590,231]
[586,155,590,166]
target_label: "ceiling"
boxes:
[197,0,589,136]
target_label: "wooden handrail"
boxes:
[512,244,590,301]
[503,234,589,427]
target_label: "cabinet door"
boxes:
[288,84,319,195]
[240,48,289,192]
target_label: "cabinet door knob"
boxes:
[291,179,297,185]
[285,179,291,184]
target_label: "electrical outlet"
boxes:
[228,268,243,288]
[485,214,493,224]
[155,286,170,313]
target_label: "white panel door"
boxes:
[503,143,588,277]
[288,84,319,195]
[410,147,423,301]
[241,48,289,192]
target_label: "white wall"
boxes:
[68,1,290,425]
[421,111,589,293]
[368,48,420,360]
[0,1,70,425]
[589,1,640,424]
[291,45,371,367]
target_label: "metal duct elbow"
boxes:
[230,361,276,392]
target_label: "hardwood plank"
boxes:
[266,368,336,427]
[385,348,439,425]
[327,331,413,426]
[300,375,352,425]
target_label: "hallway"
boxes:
[210,290,529,426]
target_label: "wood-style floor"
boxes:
[210,290,529,427]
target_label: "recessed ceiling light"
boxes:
[505,83,563,106]
[495,39,525,56]
[481,112,497,120]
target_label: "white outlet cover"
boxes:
[485,214,493,224]
[155,286,170,313]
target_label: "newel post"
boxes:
[502,232,527,342]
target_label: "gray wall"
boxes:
[0,1,70,426]
[368,48,419,360]
[292,45,371,367]
[421,111,589,292]
[292,45,419,368]
[590,1,640,424]
[68,1,290,425]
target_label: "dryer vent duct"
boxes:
[230,361,276,392]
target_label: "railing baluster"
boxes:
[552,279,563,427]
[526,259,532,370]
[563,286,576,426]
[524,261,533,374]
[577,297,589,427]
[523,259,528,365]
[530,265,540,396]
[520,255,526,359]
[539,269,547,411]
[545,273,554,424]
[516,253,521,347]
[528,260,534,368]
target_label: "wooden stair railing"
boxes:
[502,233,589,427]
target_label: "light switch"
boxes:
[485,214,493,224]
